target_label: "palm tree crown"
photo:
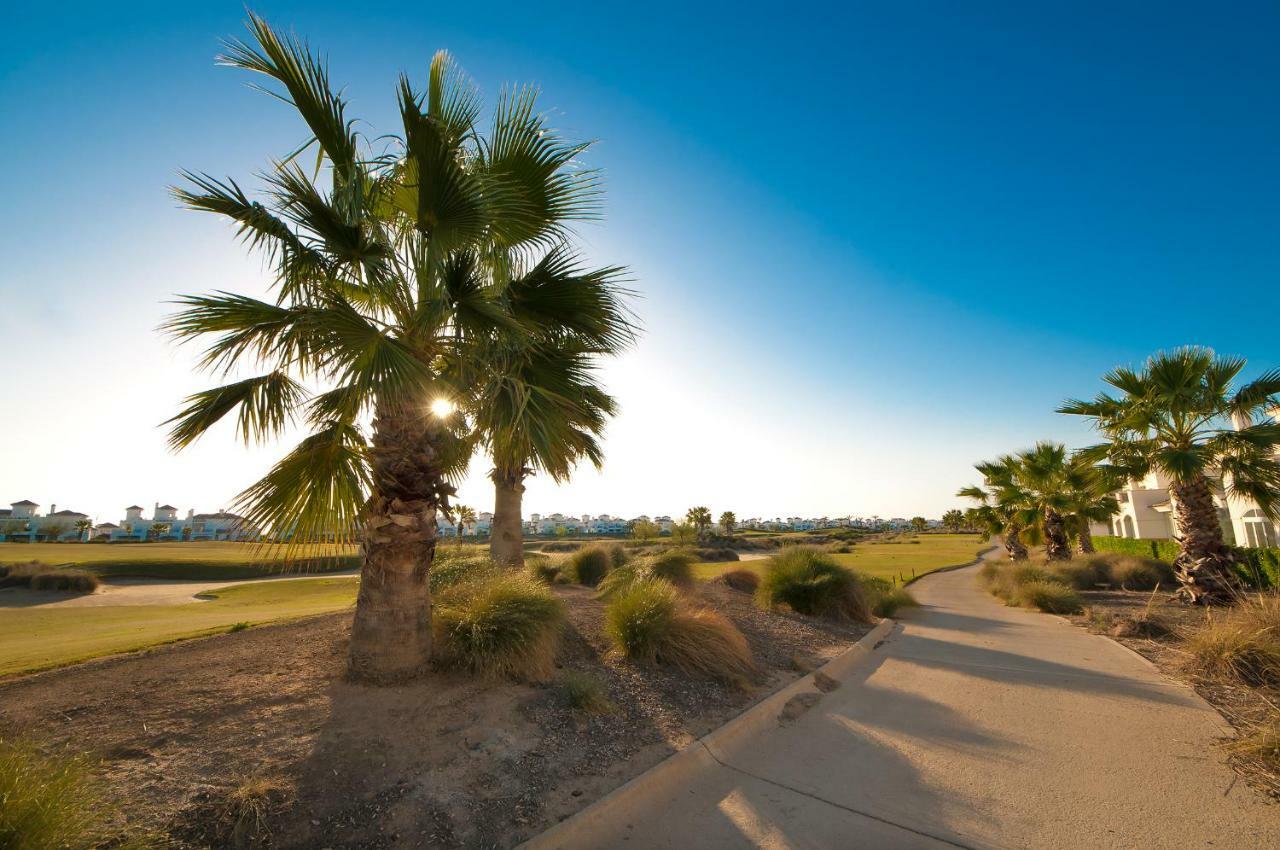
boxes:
[1060,347,1280,601]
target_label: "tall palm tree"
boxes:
[941,509,964,533]
[454,505,476,541]
[686,506,712,540]
[958,457,1028,560]
[719,511,737,537]
[1060,347,1280,603]
[1062,456,1121,555]
[473,253,634,566]
[163,15,617,681]
[74,519,93,542]
[1002,442,1083,562]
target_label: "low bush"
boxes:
[563,546,613,587]
[540,541,583,553]
[756,548,871,622]
[604,578,754,682]
[0,738,151,849]
[1107,555,1171,591]
[1015,580,1084,614]
[606,543,630,568]
[430,554,495,591]
[719,568,760,593]
[1180,595,1280,688]
[594,565,642,600]
[691,547,739,563]
[433,572,565,681]
[1046,560,1104,590]
[29,569,99,593]
[643,551,696,587]
[0,562,99,593]
[557,671,615,715]
[525,554,564,585]
[859,576,919,618]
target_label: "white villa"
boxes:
[1092,410,1280,549]
[0,501,259,542]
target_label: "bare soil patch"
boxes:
[1069,589,1280,800]
[0,581,868,848]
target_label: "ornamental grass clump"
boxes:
[1181,594,1280,688]
[0,562,99,593]
[0,738,151,849]
[755,547,871,622]
[433,572,565,681]
[557,671,616,715]
[429,554,495,591]
[1014,580,1084,614]
[525,554,565,585]
[859,576,919,618]
[719,568,760,594]
[1106,554,1172,591]
[604,578,754,682]
[564,545,613,587]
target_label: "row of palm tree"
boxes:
[961,348,1280,604]
[163,15,635,683]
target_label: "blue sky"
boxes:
[2,1,1277,523]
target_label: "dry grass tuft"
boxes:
[219,776,290,849]
[756,547,872,622]
[720,568,761,594]
[604,578,755,683]
[433,572,566,681]
[0,561,99,593]
[1014,580,1084,614]
[1180,596,1280,688]
[859,576,919,617]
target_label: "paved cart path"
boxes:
[535,554,1280,848]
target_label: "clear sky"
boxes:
[2,1,1278,524]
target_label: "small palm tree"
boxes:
[1002,442,1083,562]
[671,521,695,546]
[163,15,619,680]
[454,505,476,541]
[148,522,171,541]
[910,516,927,533]
[686,507,712,540]
[719,511,737,537]
[958,457,1028,560]
[1062,457,1121,555]
[941,509,964,533]
[74,519,93,542]
[1060,347,1280,602]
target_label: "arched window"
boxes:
[1123,516,1136,538]
[1242,509,1277,548]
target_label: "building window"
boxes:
[1243,510,1277,548]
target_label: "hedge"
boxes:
[1093,536,1180,563]
[1093,536,1280,589]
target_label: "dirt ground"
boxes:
[1068,589,1280,800]
[0,580,869,848]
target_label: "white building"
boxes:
[0,501,90,541]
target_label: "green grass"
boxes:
[692,534,987,582]
[0,577,358,677]
[0,541,358,580]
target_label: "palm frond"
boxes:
[164,372,307,450]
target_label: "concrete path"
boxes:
[537,558,1280,849]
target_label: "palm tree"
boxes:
[163,15,616,681]
[74,519,93,542]
[148,522,171,541]
[686,507,712,540]
[671,521,695,546]
[477,326,632,567]
[631,519,658,543]
[1002,442,1082,562]
[719,511,737,537]
[454,505,476,542]
[941,509,964,533]
[1060,347,1280,602]
[910,516,927,533]
[1062,456,1120,555]
[958,457,1028,560]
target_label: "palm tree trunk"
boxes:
[1043,508,1071,561]
[1169,475,1240,604]
[489,468,526,567]
[1075,521,1096,555]
[1004,524,1029,561]
[348,399,448,683]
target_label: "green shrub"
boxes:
[430,554,495,591]
[563,546,612,587]
[433,572,565,680]
[642,551,696,587]
[525,555,564,585]
[594,565,642,600]
[859,576,918,617]
[720,568,760,593]
[227,621,251,633]
[756,548,871,622]
[0,738,151,849]
[1235,547,1280,590]
[1015,580,1084,614]
[691,547,739,563]
[1046,560,1104,590]
[605,578,754,682]
[1108,555,1171,590]
[1093,536,1180,564]
[606,543,630,568]
[557,671,615,714]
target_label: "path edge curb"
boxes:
[519,617,896,850]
